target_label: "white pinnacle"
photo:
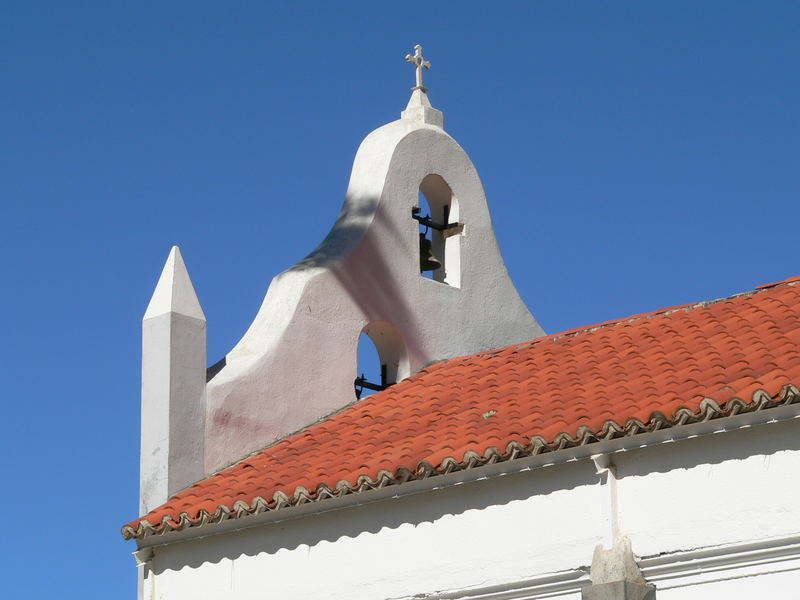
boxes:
[401,87,444,128]
[401,44,443,128]
[144,246,206,321]
[140,244,207,514]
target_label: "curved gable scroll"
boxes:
[203,117,544,473]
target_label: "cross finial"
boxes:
[405,44,431,92]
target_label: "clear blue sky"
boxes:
[1,2,798,596]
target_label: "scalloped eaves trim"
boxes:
[122,384,800,541]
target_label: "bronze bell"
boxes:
[419,233,443,272]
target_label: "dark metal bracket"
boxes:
[412,206,461,232]
[354,364,390,399]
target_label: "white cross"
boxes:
[405,44,431,92]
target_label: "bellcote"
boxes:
[140,47,545,494]
[201,46,544,472]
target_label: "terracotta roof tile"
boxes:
[123,276,800,540]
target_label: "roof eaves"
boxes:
[122,382,800,542]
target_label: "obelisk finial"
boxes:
[405,44,431,92]
[140,246,207,515]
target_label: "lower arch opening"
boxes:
[354,321,409,399]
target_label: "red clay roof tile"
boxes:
[123,277,800,540]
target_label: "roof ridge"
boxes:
[469,277,800,361]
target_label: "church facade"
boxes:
[124,48,800,599]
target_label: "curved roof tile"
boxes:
[123,275,800,540]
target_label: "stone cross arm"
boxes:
[405,44,431,92]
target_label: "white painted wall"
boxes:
[136,418,800,599]
[203,97,544,473]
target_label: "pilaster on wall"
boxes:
[582,581,655,600]
[582,538,656,600]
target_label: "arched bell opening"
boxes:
[354,321,409,399]
[413,174,462,288]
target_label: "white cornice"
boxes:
[134,403,800,549]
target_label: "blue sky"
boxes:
[1,2,798,596]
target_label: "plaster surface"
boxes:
[658,571,800,600]
[138,419,800,600]
[146,461,602,600]
[141,247,207,514]
[614,419,800,555]
[204,97,544,472]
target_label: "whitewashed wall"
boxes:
[137,418,800,599]
[203,115,543,474]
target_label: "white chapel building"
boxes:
[123,47,800,600]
